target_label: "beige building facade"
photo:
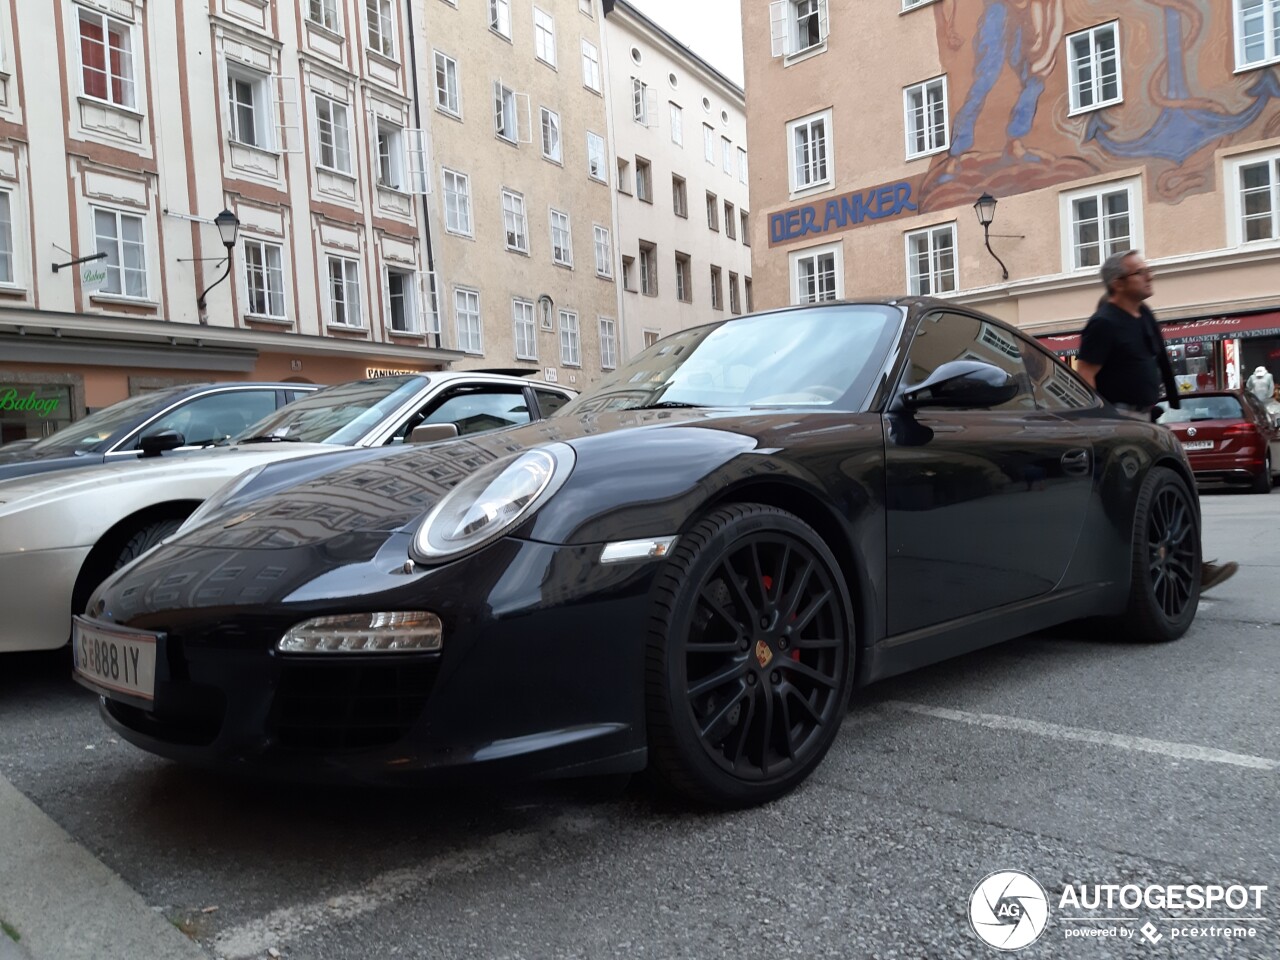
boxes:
[421,0,619,391]
[743,0,1280,394]
[603,0,751,357]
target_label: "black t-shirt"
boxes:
[1079,302,1178,408]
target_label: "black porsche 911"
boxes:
[74,299,1202,807]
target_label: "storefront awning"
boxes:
[1036,310,1280,357]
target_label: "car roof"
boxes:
[429,370,576,392]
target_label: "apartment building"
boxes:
[603,0,750,357]
[0,0,462,440]
[422,0,619,390]
[743,0,1280,394]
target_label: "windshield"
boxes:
[1157,395,1244,423]
[26,388,189,456]
[557,304,902,415]
[234,376,429,445]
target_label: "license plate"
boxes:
[72,617,158,700]
[1182,440,1214,451]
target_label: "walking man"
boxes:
[1075,250,1238,592]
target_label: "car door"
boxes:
[884,311,1095,635]
[110,389,281,455]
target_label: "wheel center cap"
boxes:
[754,639,774,669]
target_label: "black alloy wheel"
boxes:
[646,503,854,807]
[1249,451,1272,494]
[1117,466,1199,642]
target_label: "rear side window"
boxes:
[420,386,531,436]
[1019,340,1094,410]
[535,389,571,417]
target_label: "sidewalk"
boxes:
[0,774,209,960]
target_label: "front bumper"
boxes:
[0,545,92,652]
[89,537,656,783]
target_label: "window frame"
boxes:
[454,287,483,354]
[533,7,557,67]
[434,50,461,118]
[559,309,581,366]
[308,0,341,32]
[904,222,958,296]
[709,264,723,310]
[242,237,286,319]
[593,224,613,278]
[669,102,683,145]
[502,188,529,253]
[76,7,138,111]
[581,38,602,92]
[513,297,538,360]
[1059,179,1141,273]
[672,174,688,218]
[325,254,363,327]
[0,191,14,287]
[903,75,949,160]
[674,251,692,303]
[441,167,473,237]
[385,267,418,334]
[489,0,512,39]
[1227,149,1280,245]
[787,108,833,194]
[550,208,573,266]
[365,0,396,59]
[598,316,617,370]
[586,131,607,182]
[634,157,652,203]
[638,241,658,297]
[226,65,272,150]
[375,119,405,190]
[92,205,149,300]
[540,106,562,163]
[788,240,843,304]
[313,93,353,174]
[1067,21,1122,115]
[1234,0,1280,70]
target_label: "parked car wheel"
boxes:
[1250,452,1272,494]
[1116,467,1199,643]
[645,504,854,807]
[112,517,184,572]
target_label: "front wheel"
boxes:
[1114,467,1200,642]
[645,504,855,807]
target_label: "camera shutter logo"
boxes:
[968,870,1050,951]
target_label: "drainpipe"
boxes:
[404,0,442,352]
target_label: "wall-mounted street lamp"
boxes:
[196,209,241,314]
[973,192,1010,282]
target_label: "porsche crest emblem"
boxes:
[754,640,773,669]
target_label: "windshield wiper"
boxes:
[633,401,705,410]
[238,435,303,444]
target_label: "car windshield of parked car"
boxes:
[234,375,429,445]
[557,305,902,415]
[24,389,186,456]
[1157,395,1244,423]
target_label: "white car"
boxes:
[0,371,574,653]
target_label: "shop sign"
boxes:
[366,367,418,378]
[80,264,108,291]
[768,175,924,247]
[0,388,60,417]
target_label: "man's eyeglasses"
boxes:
[1122,268,1154,279]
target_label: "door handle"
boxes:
[1060,448,1091,475]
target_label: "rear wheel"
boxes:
[645,504,855,807]
[1250,452,1272,494]
[1115,467,1199,642]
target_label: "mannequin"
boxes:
[1246,365,1274,404]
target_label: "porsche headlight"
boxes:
[412,443,574,562]
[177,464,268,534]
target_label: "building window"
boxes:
[489,0,511,38]
[551,209,573,266]
[308,0,340,31]
[769,0,829,58]
[1068,23,1120,113]
[502,189,528,252]
[703,123,715,163]
[493,81,521,143]
[738,147,748,184]
[1065,183,1134,270]
[587,132,607,182]
[1236,0,1280,69]
[227,68,271,149]
[741,210,750,246]
[326,255,361,326]
[513,298,537,359]
[540,107,562,162]
[788,110,831,191]
[617,157,631,194]
[675,252,692,302]
[1235,153,1280,242]
[744,276,753,312]
[442,168,472,236]
[906,223,957,295]
[706,191,719,231]
[366,0,395,58]
[387,269,416,332]
[581,39,601,92]
[0,193,12,285]
[728,271,741,314]
[434,51,460,117]
[789,242,842,303]
[672,175,687,217]
[639,241,658,296]
[904,77,948,159]
[593,225,613,277]
[621,254,636,291]
[455,288,482,353]
[710,265,722,310]
[375,120,404,189]
[635,157,652,202]
[669,102,683,145]
[78,8,136,109]
[725,201,736,239]
[243,238,285,317]
[721,137,733,176]
[534,8,556,66]
[559,310,581,366]
[632,77,652,124]
[93,207,147,299]
[643,329,660,348]
[599,317,617,369]
[314,95,352,173]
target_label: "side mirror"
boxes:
[139,430,186,457]
[409,422,460,444]
[902,360,1019,410]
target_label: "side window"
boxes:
[1018,339,1095,411]
[904,312,1036,411]
[535,388,570,417]
[415,386,531,437]
[130,391,279,447]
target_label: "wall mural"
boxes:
[919,0,1280,213]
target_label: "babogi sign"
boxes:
[0,388,61,417]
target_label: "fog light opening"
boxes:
[277,612,443,654]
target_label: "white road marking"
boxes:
[884,701,1280,771]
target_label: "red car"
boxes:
[1157,390,1280,494]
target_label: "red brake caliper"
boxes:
[761,574,801,660]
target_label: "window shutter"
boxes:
[493,80,505,135]
[270,74,303,153]
[404,128,431,194]
[818,0,829,43]
[769,1,789,58]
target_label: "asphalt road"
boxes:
[1,486,1276,960]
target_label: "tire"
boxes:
[1114,467,1200,643]
[111,517,184,572]
[1249,452,1272,494]
[645,503,855,807]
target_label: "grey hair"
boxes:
[1100,249,1139,294]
